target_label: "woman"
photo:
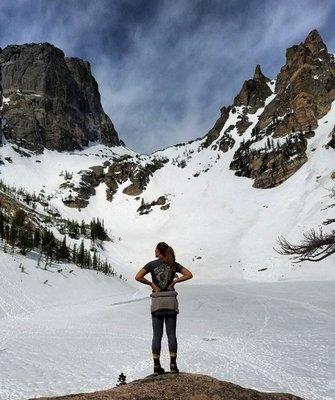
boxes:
[135,242,193,375]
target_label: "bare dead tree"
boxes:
[275,186,335,262]
[276,229,335,262]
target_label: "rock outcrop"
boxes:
[200,106,231,149]
[228,29,335,188]
[32,373,304,400]
[257,29,335,136]
[233,64,272,114]
[137,195,169,214]
[59,155,169,208]
[230,131,308,189]
[0,43,123,152]
[326,126,335,149]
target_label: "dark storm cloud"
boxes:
[0,0,334,153]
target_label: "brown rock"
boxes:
[156,195,166,205]
[253,153,308,189]
[62,198,89,209]
[233,65,272,114]
[31,373,304,400]
[253,64,270,82]
[257,30,335,137]
[230,133,308,188]
[326,127,335,149]
[122,159,168,196]
[123,183,143,196]
[200,106,231,149]
[236,114,252,135]
[211,133,235,152]
[89,166,105,180]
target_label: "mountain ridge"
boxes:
[0,29,334,285]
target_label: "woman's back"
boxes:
[144,259,183,291]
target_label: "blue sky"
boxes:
[1,0,335,154]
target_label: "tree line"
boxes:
[0,206,121,278]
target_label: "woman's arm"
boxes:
[169,266,193,289]
[135,268,160,292]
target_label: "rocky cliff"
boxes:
[1,30,334,209]
[32,373,304,400]
[50,29,335,209]
[225,29,335,188]
[0,43,123,152]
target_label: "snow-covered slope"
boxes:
[0,250,138,319]
[1,252,334,400]
[1,95,334,285]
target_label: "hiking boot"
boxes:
[170,363,179,373]
[153,365,165,375]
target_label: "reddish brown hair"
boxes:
[156,242,175,267]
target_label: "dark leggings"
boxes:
[152,314,177,355]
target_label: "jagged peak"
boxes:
[253,64,270,82]
[303,29,328,56]
[304,29,324,45]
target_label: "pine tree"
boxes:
[77,240,85,267]
[34,228,41,248]
[41,229,56,261]
[92,250,98,270]
[72,243,77,263]
[80,220,86,236]
[56,236,70,261]
[0,209,5,239]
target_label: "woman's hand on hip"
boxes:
[151,283,161,292]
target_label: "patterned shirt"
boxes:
[144,259,183,290]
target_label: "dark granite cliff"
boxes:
[0,42,123,152]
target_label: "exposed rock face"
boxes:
[230,127,309,189]
[61,166,105,208]
[121,158,168,196]
[233,64,272,114]
[32,372,304,400]
[228,29,335,188]
[257,30,335,136]
[59,155,169,209]
[0,43,123,152]
[200,106,231,149]
[326,126,335,149]
[236,113,252,135]
[211,133,235,152]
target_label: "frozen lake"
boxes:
[0,281,334,400]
